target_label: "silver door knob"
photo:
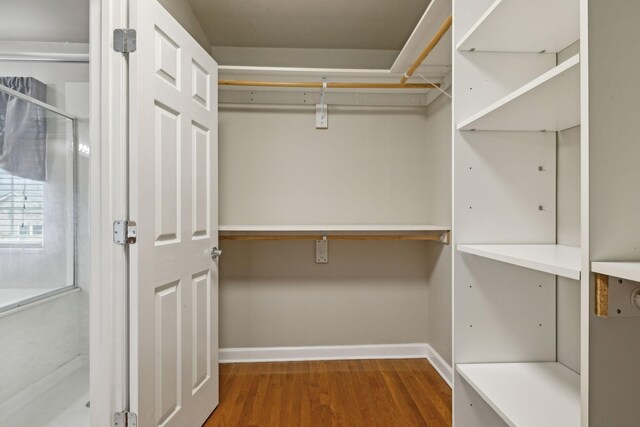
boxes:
[210,247,222,259]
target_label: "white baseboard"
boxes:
[220,343,452,387]
[424,345,453,387]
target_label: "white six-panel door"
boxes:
[129,0,219,425]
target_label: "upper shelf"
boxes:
[456,0,580,53]
[457,244,581,280]
[457,54,580,131]
[457,363,580,427]
[592,262,640,282]
[390,0,452,73]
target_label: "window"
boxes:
[0,168,44,245]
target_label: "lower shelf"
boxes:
[456,362,580,427]
[219,224,451,243]
[457,244,581,280]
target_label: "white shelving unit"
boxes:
[457,244,581,280]
[456,363,580,427]
[591,262,640,283]
[457,54,580,131]
[453,0,584,424]
[456,0,580,53]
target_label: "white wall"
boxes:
[0,0,89,43]
[424,91,453,365]
[211,46,399,69]
[588,0,640,424]
[220,105,434,225]
[0,291,85,404]
[556,125,581,373]
[219,240,432,347]
[157,0,211,50]
[218,102,452,351]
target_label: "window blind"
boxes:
[0,168,44,245]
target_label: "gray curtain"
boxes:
[0,77,48,181]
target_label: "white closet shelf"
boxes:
[219,225,450,242]
[592,262,640,282]
[220,225,448,232]
[457,363,580,427]
[457,54,580,132]
[456,0,579,53]
[457,244,581,280]
[390,0,452,73]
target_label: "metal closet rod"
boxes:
[219,15,453,90]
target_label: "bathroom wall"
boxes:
[0,42,90,402]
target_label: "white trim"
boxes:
[0,286,80,319]
[90,0,129,426]
[219,343,453,387]
[0,355,88,422]
[424,344,454,387]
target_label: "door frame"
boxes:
[90,0,130,425]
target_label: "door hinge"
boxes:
[114,411,138,427]
[113,29,137,53]
[113,220,137,245]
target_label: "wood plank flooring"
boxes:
[203,359,452,427]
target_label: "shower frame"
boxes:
[0,83,79,314]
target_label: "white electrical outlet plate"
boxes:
[316,237,328,263]
[316,104,328,129]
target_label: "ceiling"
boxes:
[188,0,431,50]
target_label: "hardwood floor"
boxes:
[203,359,452,427]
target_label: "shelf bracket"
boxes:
[316,79,328,129]
[439,231,450,245]
[316,235,329,264]
[595,273,640,318]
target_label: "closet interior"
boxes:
[212,0,455,372]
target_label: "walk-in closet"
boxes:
[2,0,640,426]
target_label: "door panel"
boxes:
[130,0,219,425]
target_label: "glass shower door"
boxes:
[0,80,89,427]
[0,85,77,311]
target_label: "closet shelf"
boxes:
[456,0,579,53]
[457,244,581,280]
[457,363,580,427]
[591,262,640,282]
[219,225,450,242]
[457,54,580,132]
[390,0,452,73]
